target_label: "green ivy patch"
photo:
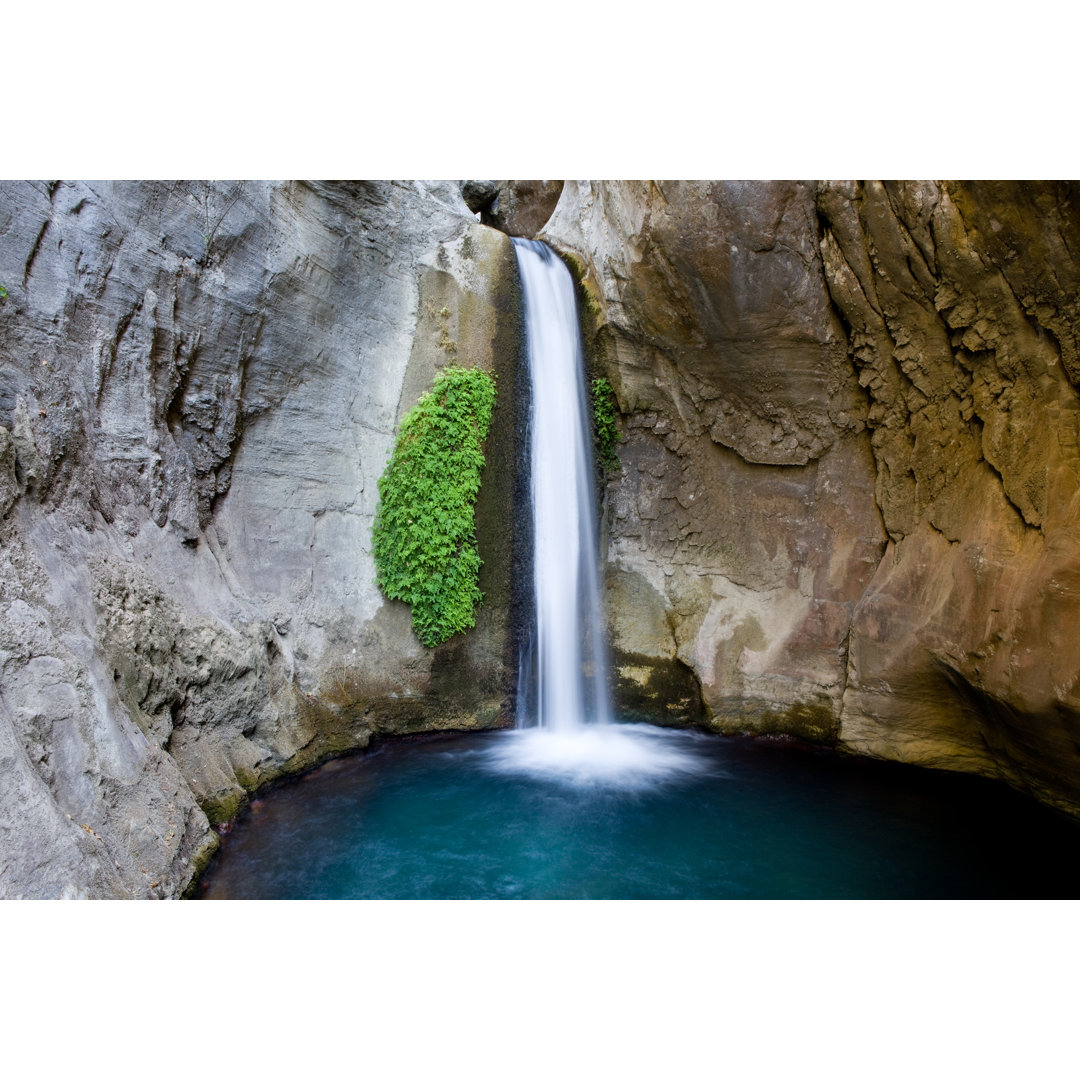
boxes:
[372,365,497,647]
[591,376,621,472]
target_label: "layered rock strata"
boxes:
[818,181,1080,811]
[542,180,1080,815]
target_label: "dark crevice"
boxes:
[207,314,265,523]
[977,453,1041,532]
[164,341,197,436]
[925,516,961,546]
[990,260,1075,389]
[23,218,50,289]
[814,194,903,561]
[97,308,136,405]
[882,183,941,293]
[815,202,897,441]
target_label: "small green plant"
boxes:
[0,284,8,302]
[591,376,621,472]
[372,365,496,647]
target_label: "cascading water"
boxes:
[512,238,611,733]
[489,239,705,786]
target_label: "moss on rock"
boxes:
[372,365,497,647]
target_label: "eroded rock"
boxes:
[0,180,523,896]
[544,181,885,741]
[4,176,1080,898]
[818,181,1080,811]
[545,178,1080,818]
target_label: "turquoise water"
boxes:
[197,725,1080,899]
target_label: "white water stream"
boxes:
[513,238,611,733]
[492,239,705,787]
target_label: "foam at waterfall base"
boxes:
[484,722,712,790]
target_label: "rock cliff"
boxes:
[540,180,1080,816]
[3,178,1078,898]
[818,181,1080,812]
[0,181,523,897]
[542,182,886,739]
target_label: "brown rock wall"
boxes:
[819,181,1080,810]
[545,178,1080,815]
[543,181,887,739]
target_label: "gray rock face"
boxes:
[0,180,523,897]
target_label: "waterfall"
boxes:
[487,240,702,787]
[513,238,611,732]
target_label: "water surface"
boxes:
[198,725,1080,900]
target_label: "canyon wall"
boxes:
[818,182,1080,812]
[540,180,1080,816]
[3,178,1078,898]
[542,182,886,738]
[0,181,522,897]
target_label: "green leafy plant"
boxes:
[372,365,497,647]
[591,376,621,471]
[0,284,8,302]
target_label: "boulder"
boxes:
[486,181,564,238]
[460,180,498,213]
